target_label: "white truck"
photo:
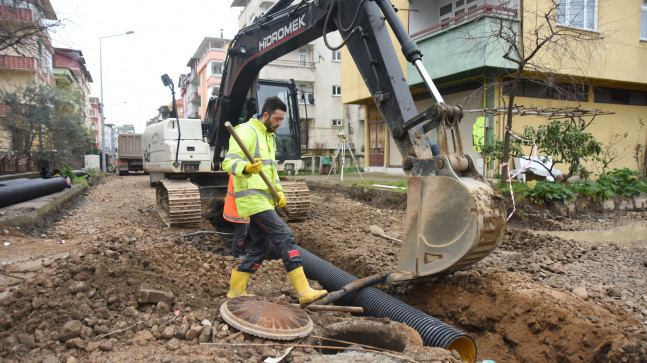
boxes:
[117,133,144,176]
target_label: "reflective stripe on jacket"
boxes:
[223,173,250,223]
[222,118,283,217]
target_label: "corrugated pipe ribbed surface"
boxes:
[297,246,477,363]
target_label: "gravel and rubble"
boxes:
[0,174,646,362]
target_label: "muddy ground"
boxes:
[0,174,646,362]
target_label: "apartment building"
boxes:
[0,0,57,154]
[183,37,229,120]
[52,47,93,128]
[89,97,102,149]
[343,0,647,175]
[231,0,364,163]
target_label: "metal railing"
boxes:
[411,3,518,41]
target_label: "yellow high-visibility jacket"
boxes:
[473,117,485,152]
[222,118,283,217]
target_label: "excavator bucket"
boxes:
[390,173,507,282]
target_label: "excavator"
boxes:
[144,77,311,227]
[145,0,506,281]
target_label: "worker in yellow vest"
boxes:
[222,96,327,304]
[473,117,485,152]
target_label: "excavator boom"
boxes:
[206,0,506,280]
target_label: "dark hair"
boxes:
[261,96,287,116]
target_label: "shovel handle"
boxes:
[225,122,290,216]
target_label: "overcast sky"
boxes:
[49,0,242,133]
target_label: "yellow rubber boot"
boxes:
[287,266,328,304]
[226,270,252,299]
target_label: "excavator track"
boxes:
[156,180,202,228]
[279,182,311,221]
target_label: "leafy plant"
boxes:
[0,81,95,168]
[61,166,88,187]
[596,168,647,197]
[521,120,603,182]
[526,180,576,204]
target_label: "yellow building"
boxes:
[342,0,647,176]
[0,0,57,154]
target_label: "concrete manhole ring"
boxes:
[220,296,313,340]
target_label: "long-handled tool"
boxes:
[303,272,391,307]
[369,225,403,244]
[225,121,290,218]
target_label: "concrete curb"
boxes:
[302,179,646,216]
[304,180,408,210]
[546,192,647,216]
[0,183,89,229]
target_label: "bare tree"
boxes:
[0,0,61,56]
[458,0,602,182]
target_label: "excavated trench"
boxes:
[290,189,647,362]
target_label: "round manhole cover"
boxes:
[220,296,313,340]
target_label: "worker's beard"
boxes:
[264,119,277,132]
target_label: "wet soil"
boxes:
[1,174,646,362]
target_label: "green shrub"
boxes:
[524,180,575,205]
[61,166,89,187]
[595,168,647,197]
[501,168,646,206]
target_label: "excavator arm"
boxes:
[207,0,506,281]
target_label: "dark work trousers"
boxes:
[237,209,302,274]
[231,222,249,257]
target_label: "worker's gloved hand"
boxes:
[276,191,287,208]
[244,158,263,174]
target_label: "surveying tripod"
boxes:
[327,132,363,181]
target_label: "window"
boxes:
[209,61,223,76]
[439,3,452,23]
[332,50,341,61]
[332,119,343,127]
[594,87,647,106]
[332,85,341,96]
[557,0,597,31]
[299,49,307,67]
[207,85,219,99]
[503,78,588,102]
[642,0,647,40]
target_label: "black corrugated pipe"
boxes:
[0,177,67,208]
[297,246,477,363]
[72,170,88,177]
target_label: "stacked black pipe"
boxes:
[0,177,67,208]
[297,246,476,355]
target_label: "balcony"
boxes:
[0,55,55,85]
[407,3,518,86]
[187,91,200,105]
[189,70,199,85]
[0,5,35,23]
[411,3,517,41]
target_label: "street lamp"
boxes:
[100,30,134,173]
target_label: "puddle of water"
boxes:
[538,222,647,243]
